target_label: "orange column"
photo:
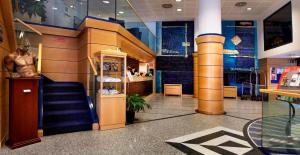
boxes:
[196,34,225,115]
[193,53,198,98]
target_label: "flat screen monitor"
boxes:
[264,2,292,51]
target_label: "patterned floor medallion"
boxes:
[166,127,263,155]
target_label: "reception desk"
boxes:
[127,77,153,96]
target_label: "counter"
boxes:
[127,77,153,96]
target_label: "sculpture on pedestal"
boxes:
[3,39,38,78]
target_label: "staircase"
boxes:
[43,82,93,136]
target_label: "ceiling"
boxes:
[129,0,289,22]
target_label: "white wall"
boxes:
[258,0,300,59]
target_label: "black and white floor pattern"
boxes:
[166,126,263,155]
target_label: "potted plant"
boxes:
[126,94,151,124]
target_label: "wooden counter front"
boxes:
[127,78,153,96]
[224,86,237,99]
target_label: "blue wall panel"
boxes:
[156,21,194,94]
[222,21,258,96]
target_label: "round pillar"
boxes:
[197,0,222,34]
[196,35,225,115]
[195,0,225,115]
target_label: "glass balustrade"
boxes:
[262,95,300,152]
[12,0,157,52]
[12,0,87,28]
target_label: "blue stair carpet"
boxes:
[43,82,92,136]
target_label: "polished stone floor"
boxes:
[0,95,262,155]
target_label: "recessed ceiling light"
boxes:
[235,2,247,7]
[176,0,182,2]
[162,4,173,9]
[247,7,252,11]
[177,8,182,12]
[102,1,110,4]
[119,11,124,14]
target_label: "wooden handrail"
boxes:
[260,89,300,98]
[37,43,42,74]
[88,57,98,76]
[14,18,42,35]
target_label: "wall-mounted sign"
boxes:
[0,25,3,44]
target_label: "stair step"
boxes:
[45,100,86,105]
[44,109,90,123]
[44,109,88,116]
[42,80,93,136]
[44,120,91,128]
[44,83,83,93]
[44,100,87,111]
[43,120,92,136]
[44,92,85,101]
[45,82,81,87]
[44,92,84,96]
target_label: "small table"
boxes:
[164,84,182,96]
[224,86,237,99]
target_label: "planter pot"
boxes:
[126,111,135,124]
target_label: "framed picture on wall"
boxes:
[0,25,3,44]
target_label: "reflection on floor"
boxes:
[247,118,300,154]
[0,94,262,155]
[135,95,262,122]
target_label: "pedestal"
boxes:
[7,77,41,149]
[196,34,225,115]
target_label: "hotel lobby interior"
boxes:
[0,0,300,154]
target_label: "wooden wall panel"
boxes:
[43,73,79,82]
[0,0,13,146]
[30,19,156,96]
[42,47,78,62]
[42,60,78,74]
[89,29,117,46]
[34,31,81,82]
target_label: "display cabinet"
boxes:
[94,49,127,130]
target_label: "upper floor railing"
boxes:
[11,0,157,52]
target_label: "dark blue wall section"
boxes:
[156,21,257,95]
[222,21,258,96]
[157,21,194,94]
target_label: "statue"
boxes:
[3,39,38,78]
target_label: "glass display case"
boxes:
[96,54,126,96]
[94,49,127,130]
[260,67,300,153]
